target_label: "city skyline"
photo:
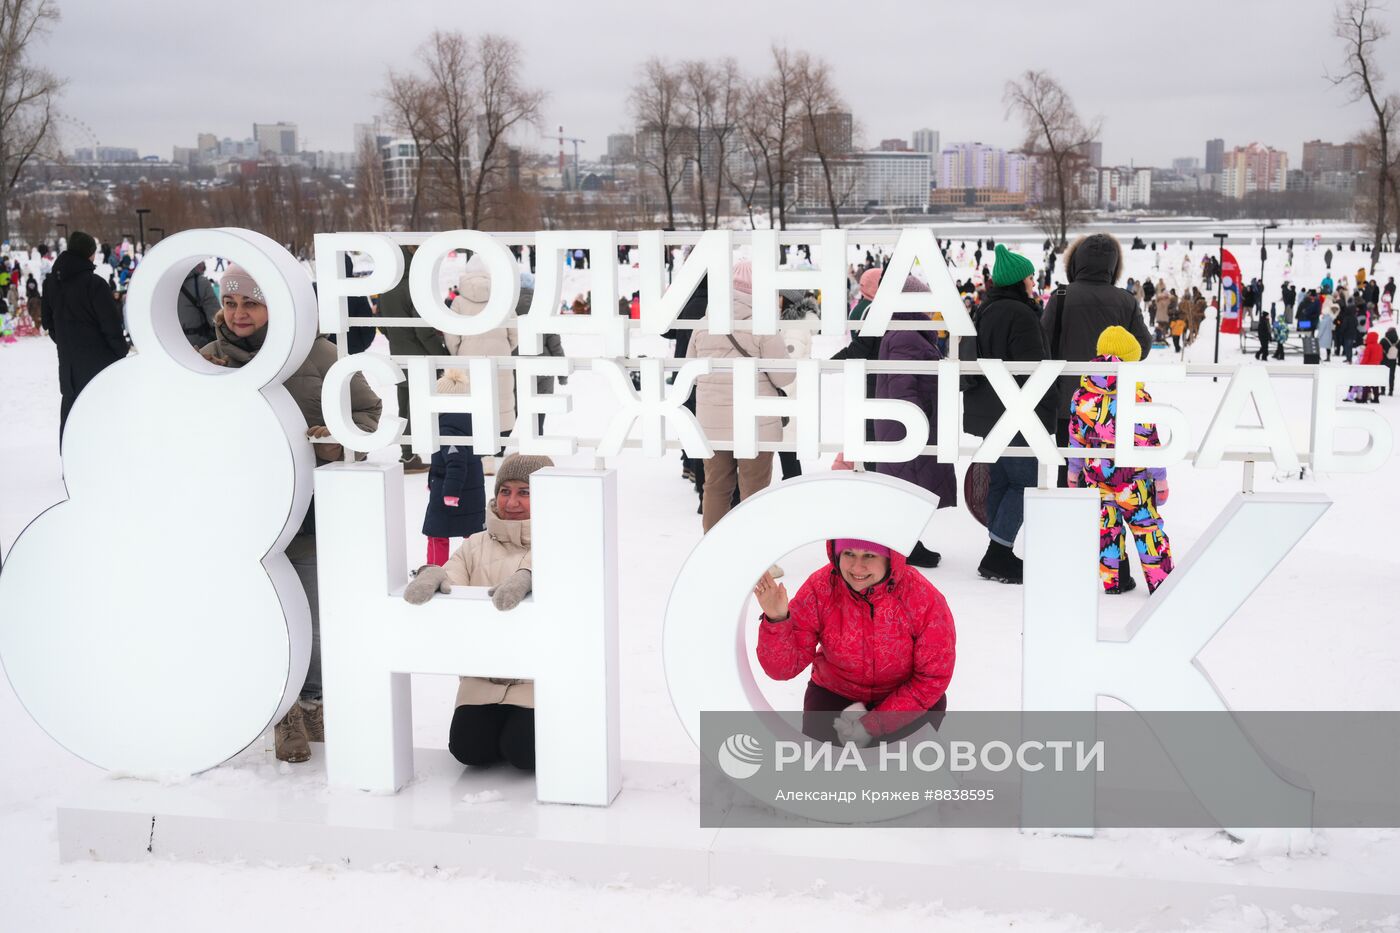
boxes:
[44,0,1396,172]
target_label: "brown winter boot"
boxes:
[274,703,311,763]
[301,700,324,744]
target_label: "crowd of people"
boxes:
[26,224,1398,763]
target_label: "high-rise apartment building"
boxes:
[1205,138,1225,174]
[254,122,298,156]
[1220,143,1288,198]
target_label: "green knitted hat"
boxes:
[991,244,1035,287]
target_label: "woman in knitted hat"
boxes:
[685,259,793,534]
[1067,326,1175,595]
[753,539,955,746]
[200,262,383,763]
[961,244,1055,585]
[850,266,882,322]
[403,453,554,771]
[444,261,518,474]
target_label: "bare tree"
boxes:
[728,86,766,229]
[792,51,853,228]
[419,30,474,228]
[354,132,390,231]
[0,0,62,245]
[630,58,687,228]
[707,58,742,228]
[676,58,742,229]
[1004,70,1101,248]
[679,60,715,228]
[743,47,804,230]
[381,70,435,228]
[1329,0,1399,273]
[467,35,544,229]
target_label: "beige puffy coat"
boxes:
[685,290,794,443]
[1153,291,1173,325]
[201,323,382,450]
[443,502,535,708]
[443,272,518,433]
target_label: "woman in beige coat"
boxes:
[1152,283,1172,339]
[444,264,518,472]
[200,264,382,764]
[402,453,553,771]
[686,260,793,533]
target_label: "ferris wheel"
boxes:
[53,115,102,178]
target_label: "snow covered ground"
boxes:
[3,224,1400,931]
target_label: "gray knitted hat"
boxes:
[495,453,554,493]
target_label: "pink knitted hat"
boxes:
[733,259,753,294]
[833,538,890,559]
[218,264,265,304]
[859,267,883,300]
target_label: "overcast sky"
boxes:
[41,0,1400,169]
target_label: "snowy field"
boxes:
[3,223,1400,931]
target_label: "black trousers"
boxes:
[448,703,535,771]
[801,681,947,744]
[778,449,802,480]
[1055,418,1071,487]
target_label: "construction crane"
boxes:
[544,125,586,190]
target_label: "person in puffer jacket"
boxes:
[402,453,553,771]
[1356,330,1384,403]
[753,540,955,746]
[421,369,486,567]
[1068,326,1175,595]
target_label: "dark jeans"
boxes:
[448,703,535,771]
[801,680,947,744]
[289,539,321,703]
[987,456,1038,547]
[397,381,413,460]
[778,449,802,480]
[1385,361,1396,395]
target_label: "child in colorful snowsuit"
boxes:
[1068,326,1175,594]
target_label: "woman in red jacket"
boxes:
[753,540,955,746]
[1359,330,1384,402]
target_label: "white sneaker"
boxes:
[768,564,785,579]
[481,456,497,476]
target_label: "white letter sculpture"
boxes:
[0,228,319,774]
[1021,487,1325,833]
[314,464,621,805]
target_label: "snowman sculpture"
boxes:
[0,228,319,775]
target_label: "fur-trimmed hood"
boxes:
[1064,233,1124,285]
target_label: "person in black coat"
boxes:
[318,253,377,355]
[41,231,128,441]
[830,267,885,471]
[1038,233,1152,487]
[1255,310,1272,360]
[378,245,448,472]
[663,273,711,507]
[961,246,1057,586]
[1338,303,1360,363]
[422,370,487,567]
